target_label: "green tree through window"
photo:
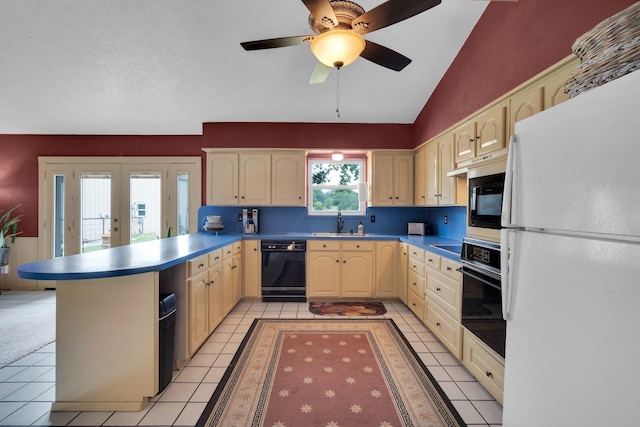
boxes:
[309,159,364,215]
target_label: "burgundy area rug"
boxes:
[197,319,465,427]
[309,301,387,316]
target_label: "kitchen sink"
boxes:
[311,232,369,238]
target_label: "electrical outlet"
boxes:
[370,215,376,223]
[444,216,448,224]
[238,213,243,222]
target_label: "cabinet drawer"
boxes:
[409,246,425,263]
[408,270,425,298]
[409,259,425,277]
[424,251,441,271]
[222,244,234,259]
[407,289,424,319]
[232,241,242,254]
[187,254,209,277]
[426,272,461,320]
[463,329,505,404]
[208,248,223,265]
[342,240,374,251]
[440,257,461,281]
[425,301,462,358]
[308,240,340,251]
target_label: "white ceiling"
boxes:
[0,0,489,135]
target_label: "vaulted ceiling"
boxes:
[0,0,490,134]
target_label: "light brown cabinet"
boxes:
[243,240,261,299]
[420,136,459,206]
[307,240,374,298]
[398,242,409,304]
[463,329,505,404]
[271,152,306,206]
[374,240,398,298]
[407,245,426,319]
[369,151,414,206]
[454,102,508,164]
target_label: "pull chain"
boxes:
[336,66,341,118]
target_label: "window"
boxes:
[308,158,366,216]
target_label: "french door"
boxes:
[39,157,201,260]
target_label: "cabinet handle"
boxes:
[485,371,493,378]
[336,259,339,263]
[412,303,416,307]
[298,196,302,199]
[356,245,360,248]
[428,259,434,263]
[215,256,220,261]
[412,282,417,287]
[343,260,346,263]
[241,196,245,199]
[436,322,441,327]
[469,138,475,143]
[198,263,205,268]
[395,196,398,199]
[253,248,257,251]
[323,244,327,248]
[436,287,441,292]
[446,266,452,271]
[234,195,238,199]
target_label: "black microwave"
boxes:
[468,172,505,230]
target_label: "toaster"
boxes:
[408,222,428,235]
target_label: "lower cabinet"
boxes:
[375,241,398,298]
[187,242,242,357]
[243,240,261,299]
[398,242,409,304]
[187,248,224,355]
[307,240,374,298]
[463,328,505,404]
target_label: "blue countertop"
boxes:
[17,232,461,281]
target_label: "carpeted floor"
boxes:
[198,318,465,427]
[0,290,56,368]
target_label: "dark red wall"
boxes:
[0,135,202,237]
[202,122,414,150]
[413,0,638,143]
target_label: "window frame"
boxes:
[307,157,366,216]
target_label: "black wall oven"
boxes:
[461,237,505,358]
[468,172,505,230]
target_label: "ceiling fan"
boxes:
[240,0,443,84]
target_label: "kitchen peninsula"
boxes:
[17,233,241,412]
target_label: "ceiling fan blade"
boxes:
[301,0,338,28]
[360,40,411,71]
[309,61,333,84]
[352,0,441,34]
[241,36,312,51]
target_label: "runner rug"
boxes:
[197,319,465,427]
[309,301,387,316]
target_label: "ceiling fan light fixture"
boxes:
[311,29,365,68]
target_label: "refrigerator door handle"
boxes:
[501,134,517,228]
[501,228,514,321]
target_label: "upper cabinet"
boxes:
[454,101,508,164]
[271,152,305,206]
[205,150,306,206]
[417,135,459,206]
[369,151,414,207]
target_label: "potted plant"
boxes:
[0,204,22,271]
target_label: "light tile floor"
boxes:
[0,300,503,426]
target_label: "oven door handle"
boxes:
[458,267,501,291]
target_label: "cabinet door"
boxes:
[370,154,395,206]
[222,259,235,315]
[375,241,397,298]
[424,141,439,206]
[188,270,209,354]
[206,153,238,205]
[438,137,457,205]
[272,152,305,206]
[542,62,575,110]
[398,242,409,304]
[342,251,374,298]
[414,147,427,206]
[393,154,414,206]
[243,240,261,298]
[232,253,242,305]
[239,153,271,205]
[476,102,507,157]
[307,251,341,297]
[509,85,543,135]
[207,263,223,332]
[454,122,476,163]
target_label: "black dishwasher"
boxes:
[261,240,306,302]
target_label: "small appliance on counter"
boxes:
[243,208,259,234]
[203,215,224,232]
[408,221,428,235]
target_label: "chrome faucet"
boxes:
[337,210,344,234]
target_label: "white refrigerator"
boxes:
[500,70,640,426]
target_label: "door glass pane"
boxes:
[54,174,65,257]
[177,173,189,236]
[130,173,161,244]
[80,173,111,253]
